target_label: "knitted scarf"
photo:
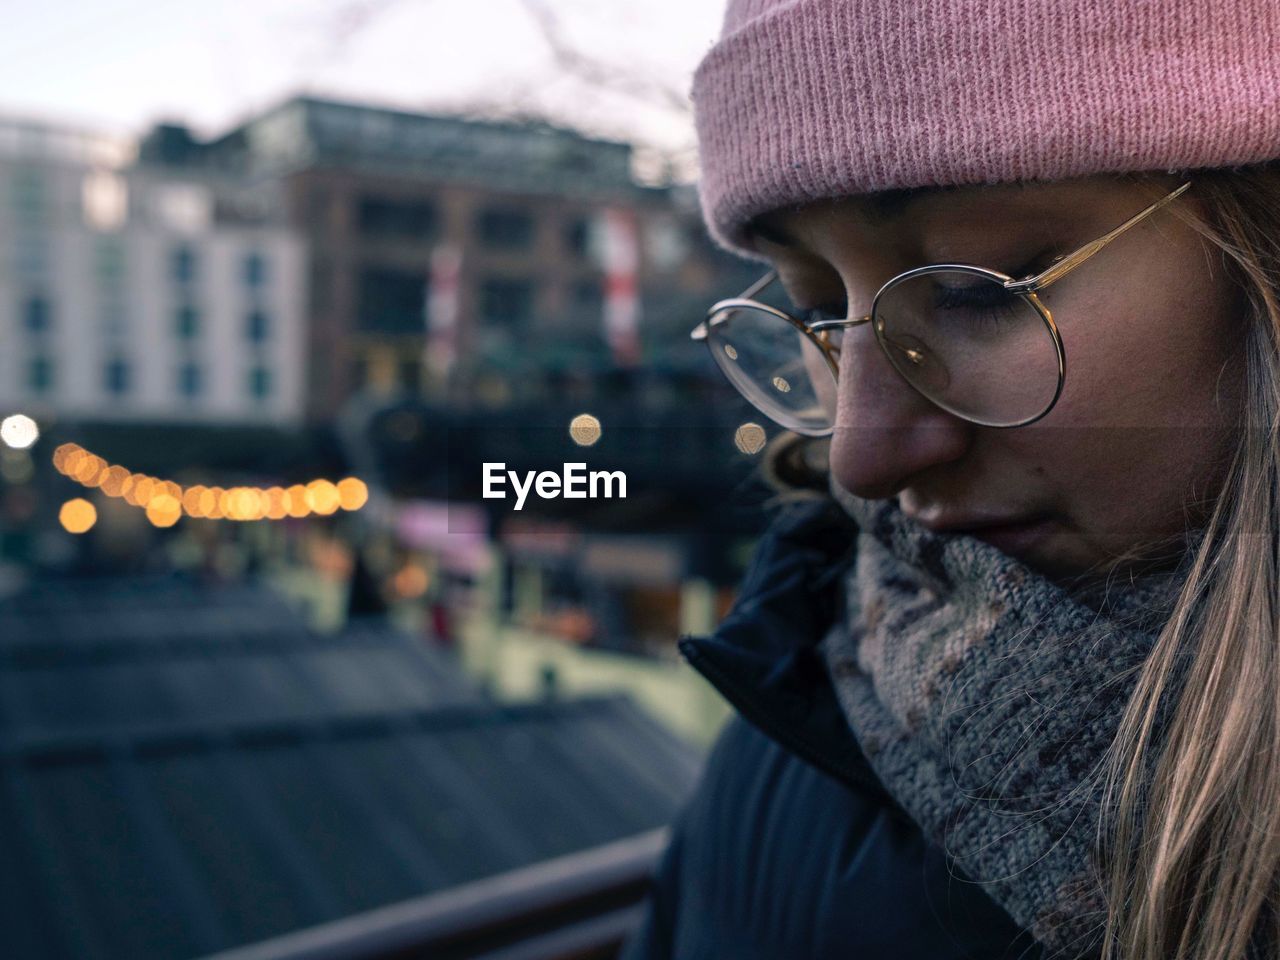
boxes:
[820,482,1198,959]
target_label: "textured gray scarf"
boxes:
[820,481,1197,959]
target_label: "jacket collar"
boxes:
[678,497,907,816]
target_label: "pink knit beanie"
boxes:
[692,0,1280,256]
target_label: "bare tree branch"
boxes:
[518,0,692,117]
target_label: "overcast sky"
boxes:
[0,0,726,178]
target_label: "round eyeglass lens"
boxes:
[705,304,838,435]
[872,268,1062,426]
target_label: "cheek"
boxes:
[1016,268,1241,532]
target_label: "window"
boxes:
[27,356,53,394]
[478,277,536,328]
[171,246,196,284]
[246,310,270,343]
[175,305,200,339]
[565,218,591,257]
[95,239,126,283]
[248,366,272,400]
[104,359,130,396]
[12,168,46,221]
[476,208,534,249]
[177,363,202,398]
[358,196,438,240]
[243,252,268,288]
[22,296,50,332]
[356,267,427,334]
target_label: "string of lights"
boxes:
[52,442,369,532]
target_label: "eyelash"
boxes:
[792,253,1054,322]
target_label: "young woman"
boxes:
[621,1,1280,958]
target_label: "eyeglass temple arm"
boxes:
[1004,181,1192,294]
[691,269,784,340]
[739,270,778,300]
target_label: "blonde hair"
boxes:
[1097,162,1280,960]
[759,161,1280,957]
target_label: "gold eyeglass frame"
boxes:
[690,180,1193,435]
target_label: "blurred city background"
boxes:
[0,3,791,958]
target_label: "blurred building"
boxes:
[137,95,755,420]
[0,116,307,426]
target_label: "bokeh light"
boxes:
[49,442,369,525]
[146,494,182,528]
[306,479,341,516]
[734,422,768,455]
[59,498,97,534]
[264,487,288,520]
[1,414,39,450]
[337,477,369,511]
[393,563,430,598]
[286,484,310,518]
[568,413,602,446]
[101,465,131,497]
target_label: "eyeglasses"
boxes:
[690,180,1193,436]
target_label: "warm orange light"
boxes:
[393,563,430,598]
[337,477,369,511]
[198,487,218,517]
[285,484,310,518]
[132,475,156,507]
[182,486,206,517]
[146,494,181,528]
[75,454,105,486]
[232,487,264,521]
[306,479,340,516]
[52,443,79,474]
[100,465,128,497]
[51,440,362,525]
[59,498,97,534]
[264,486,287,520]
[206,487,226,519]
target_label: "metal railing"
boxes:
[196,827,668,960]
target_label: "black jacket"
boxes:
[618,497,1046,960]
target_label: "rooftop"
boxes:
[0,574,705,959]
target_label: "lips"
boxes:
[908,511,1056,555]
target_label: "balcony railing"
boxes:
[196,827,668,960]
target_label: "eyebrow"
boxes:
[749,183,962,248]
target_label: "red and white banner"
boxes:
[600,208,641,367]
[425,244,462,378]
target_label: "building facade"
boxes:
[0,116,307,426]
[147,96,755,421]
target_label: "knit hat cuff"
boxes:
[691,0,1280,258]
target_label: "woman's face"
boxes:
[752,173,1245,584]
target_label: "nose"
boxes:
[828,320,972,500]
